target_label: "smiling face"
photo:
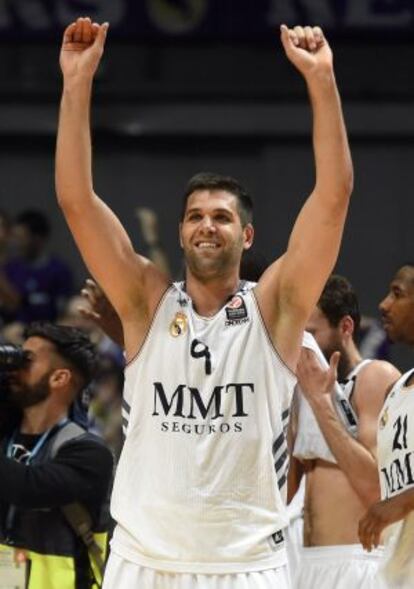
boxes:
[179,190,254,281]
[379,266,414,346]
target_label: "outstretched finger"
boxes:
[78,307,101,321]
[81,287,97,305]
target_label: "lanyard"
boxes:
[4,417,70,541]
[7,418,69,464]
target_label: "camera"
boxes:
[0,344,30,396]
[0,345,29,436]
[0,345,30,372]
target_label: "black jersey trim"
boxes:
[251,290,297,380]
[125,285,172,369]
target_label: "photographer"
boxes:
[0,322,113,589]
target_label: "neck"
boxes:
[185,270,240,316]
[338,339,362,381]
[20,401,68,434]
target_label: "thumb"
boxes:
[280,24,295,53]
[329,351,341,376]
[94,22,109,50]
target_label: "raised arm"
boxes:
[56,18,168,353]
[256,25,353,369]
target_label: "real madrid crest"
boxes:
[379,408,389,429]
[169,312,188,337]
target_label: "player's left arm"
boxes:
[297,351,400,507]
[359,488,414,551]
[256,25,353,370]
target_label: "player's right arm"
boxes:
[56,18,168,355]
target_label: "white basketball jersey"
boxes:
[377,369,414,588]
[110,282,297,574]
[378,369,414,501]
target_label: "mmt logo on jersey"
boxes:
[152,381,254,435]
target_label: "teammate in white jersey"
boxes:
[56,18,353,589]
[359,264,414,588]
[289,275,400,589]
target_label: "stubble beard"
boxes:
[9,373,51,409]
[185,243,241,282]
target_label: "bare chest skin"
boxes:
[303,459,366,546]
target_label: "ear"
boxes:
[243,223,254,251]
[340,315,354,337]
[49,368,72,390]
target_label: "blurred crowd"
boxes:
[0,207,125,461]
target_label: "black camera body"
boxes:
[0,345,28,437]
[0,345,30,372]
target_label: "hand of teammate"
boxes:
[60,17,109,80]
[358,496,407,552]
[296,348,340,403]
[79,279,124,347]
[280,25,333,79]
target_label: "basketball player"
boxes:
[359,264,414,588]
[291,275,400,588]
[56,18,353,589]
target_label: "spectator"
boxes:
[0,209,20,324]
[0,322,113,589]
[3,209,74,325]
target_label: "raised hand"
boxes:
[60,17,109,80]
[280,24,333,78]
[79,279,124,347]
[296,348,340,403]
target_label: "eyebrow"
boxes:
[185,207,234,215]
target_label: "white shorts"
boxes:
[285,478,305,578]
[293,545,386,589]
[103,552,291,589]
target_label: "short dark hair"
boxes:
[182,172,253,226]
[15,209,51,239]
[318,275,361,334]
[25,322,96,386]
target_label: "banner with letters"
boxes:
[0,0,413,40]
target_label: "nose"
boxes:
[379,294,390,315]
[199,215,216,232]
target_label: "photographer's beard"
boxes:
[8,373,51,409]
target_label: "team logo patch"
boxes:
[225,295,248,323]
[379,408,389,429]
[169,312,188,337]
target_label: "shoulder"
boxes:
[354,360,401,406]
[55,433,113,473]
[358,360,401,387]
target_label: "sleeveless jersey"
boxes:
[378,369,414,501]
[377,369,414,588]
[293,352,368,463]
[110,282,297,574]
